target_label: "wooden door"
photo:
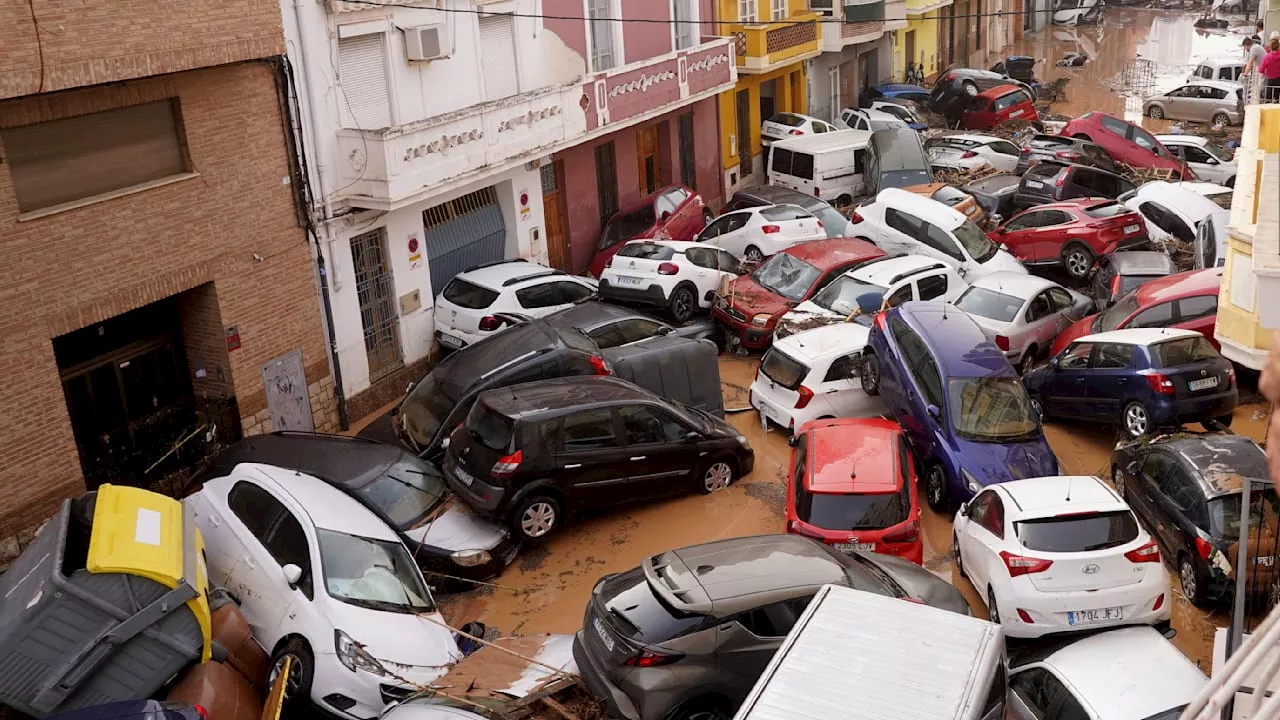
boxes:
[541,161,569,270]
[637,126,660,196]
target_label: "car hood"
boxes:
[402,495,508,552]
[323,602,462,669]
[1052,314,1096,354]
[723,276,793,316]
[972,249,1028,278]
[865,553,972,615]
[777,302,842,333]
[955,435,1059,484]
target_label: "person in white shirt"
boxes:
[1245,36,1267,101]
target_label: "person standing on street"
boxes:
[1246,37,1267,102]
[1261,35,1280,102]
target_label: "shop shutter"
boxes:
[479,15,519,100]
[337,34,392,130]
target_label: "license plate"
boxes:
[453,465,477,487]
[592,616,616,652]
[1257,556,1276,566]
[1189,377,1220,391]
[835,542,876,552]
[1124,224,1140,234]
[1068,607,1123,625]
[438,333,463,349]
[617,275,643,286]
[1026,180,1044,188]
[1011,109,1024,117]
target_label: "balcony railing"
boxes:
[904,0,954,13]
[726,11,824,75]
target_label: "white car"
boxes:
[851,187,1027,280]
[954,272,1094,374]
[599,240,742,322]
[926,134,1022,173]
[748,323,883,433]
[1121,180,1228,249]
[186,463,461,719]
[435,260,596,350]
[1174,180,1233,210]
[761,112,839,146]
[870,99,927,129]
[1156,134,1238,187]
[837,107,910,132]
[775,254,968,340]
[953,475,1170,640]
[694,204,826,263]
[1007,626,1207,720]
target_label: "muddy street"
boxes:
[439,353,1270,672]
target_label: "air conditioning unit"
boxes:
[404,25,448,61]
[809,0,835,15]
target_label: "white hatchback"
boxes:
[748,323,884,433]
[953,475,1170,640]
[186,463,461,719]
[1156,134,1237,187]
[761,112,839,146]
[926,134,1022,173]
[695,204,826,263]
[599,240,742,322]
[434,260,596,350]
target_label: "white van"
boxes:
[734,584,1006,720]
[767,129,873,207]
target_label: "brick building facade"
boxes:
[0,0,335,562]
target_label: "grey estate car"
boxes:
[572,534,970,720]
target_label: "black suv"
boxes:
[1016,134,1119,174]
[443,376,754,542]
[1013,161,1136,211]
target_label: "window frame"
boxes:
[618,404,688,445]
[587,0,621,72]
[671,0,699,51]
[556,408,622,453]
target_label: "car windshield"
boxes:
[317,529,434,613]
[810,276,888,316]
[1208,488,1280,539]
[947,377,1040,442]
[955,219,999,262]
[1151,336,1219,367]
[767,113,807,127]
[796,484,910,530]
[750,253,821,301]
[601,206,657,249]
[759,347,809,390]
[465,400,515,452]
[401,374,456,449]
[358,456,448,530]
[1094,292,1141,331]
[1014,510,1140,552]
[600,568,708,643]
[955,286,1023,323]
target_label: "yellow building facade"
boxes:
[891,1,949,83]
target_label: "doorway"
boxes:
[905,30,916,81]
[828,66,841,122]
[541,161,569,269]
[637,125,660,196]
[759,78,778,124]
[736,89,751,175]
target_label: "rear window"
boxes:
[464,400,515,452]
[617,242,675,260]
[601,206,657,249]
[1029,135,1072,150]
[1083,201,1128,219]
[772,148,814,180]
[933,186,971,206]
[554,326,600,354]
[1026,162,1064,180]
[1014,511,1140,552]
[1151,336,1219,366]
[928,137,981,150]
[442,278,500,310]
[760,204,812,221]
[768,113,807,127]
[599,567,707,643]
[795,484,909,530]
[760,348,809,390]
[956,286,1023,323]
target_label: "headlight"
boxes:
[750,313,774,327]
[961,468,983,496]
[335,629,387,676]
[450,549,493,567]
[735,434,751,450]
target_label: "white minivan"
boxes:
[767,129,873,207]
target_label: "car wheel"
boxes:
[1147,105,1164,119]
[668,700,731,720]
[1019,347,1038,375]
[1122,401,1151,439]
[1072,133,1091,141]
[702,208,714,226]
[1212,111,1230,126]
[1179,553,1208,606]
[1030,395,1048,423]
[269,638,314,706]
[697,458,736,495]
[1061,243,1094,281]
[924,462,949,513]
[953,532,967,579]
[987,587,1002,625]
[669,285,696,324]
[859,353,881,395]
[511,495,562,542]
[744,245,765,263]
[963,81,979,96]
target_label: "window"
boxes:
[2,100,191,213]
[685,247,741,273]
[265,510,313,596]
[992,141,1021,156]
[479,14,519,100]
[1100,115,1130,137]
[739,0,759,22]
[737,597,810,638]
[1010,667,1087,720]
[790,152,815,180]
[771,0,786,20]
[678,112,697,189]
[1178,294,1218,321]
[1132,128,1167,159]
[1156,464,1200,512]
[993,92,1023,112]
[588,0,617,71]
[619,405,687,444]
[760,348,810,390]
[465,401,515,452]
[916,274,949,301]
[1140,451,1176,485]
[885,208,923,237]
[1016,511,1139,552]
[823,353,861,382]
[914,357,945,409]
[1182,145,1215,165]
[516,281,591,309]
[1047,287,1074,310]
[337,34,392,129]
[595,142,619,228]
[672,0,698,50]
[760,205,813,222]
[886,284,914,307]
[1025,293,1053,323]
[1128,301,1174,329]
[1151,336,1219,367]
[1060,342,1093,369]
[655,192,681,218]
[969,490,1005,538]
[588,317,665,348]
[1196,65,1213,79]
[559,409,618,451]
[1005,211,1047,232]
[923,223,964,261]
[229,481,284,538]
[1139,202,1194,243]
[442,279,499,310]
[1093,343,1133,369]
[227,482,313,599]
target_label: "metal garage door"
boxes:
[423,186,507,296]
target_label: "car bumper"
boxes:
[311,652,449,720]
[1150,388,1238,425]
[748,381,804,433]
[411,535,521,583]
[443,456,507,515]
[436,326,485,350]
[572,632,642,720]
[998,571,1171,639]
[1111,235,1151,252]
[599,279,670,307]
[713,310,774,350]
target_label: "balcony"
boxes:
[726,11,824,75]
[820,1,886,51]
[904,0,954,13]
[883,0,908,29]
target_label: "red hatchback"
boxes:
[962,84,1039,131]
[991,198,1148,281]
[712,238,886,350]
[588,185,710,278]
[785,418,923,565]
[1060,112,1191,178]
[1050,267,1224,355]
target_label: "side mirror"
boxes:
[283,564,302,587]
[684,431,702,443]
[926,404,941,420]
[1050,356,1061,369]
[657,326,674,336]
[787,434,799,447]
[959,501,970,517]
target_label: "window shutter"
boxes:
[337,34,391,130]
[479,15,519,100]
[589,0,615,71]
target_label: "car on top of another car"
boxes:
[749,322,881,434]
[989,198,1148,281]
[926,134,1023,173]
[902,183,986,224]
[721,185,857,238]
[1015,133,1119,175]
[589,186,711,278]
[962,85,1040,131]
[693,204,826,263]
[1060,112,1191,178]
[598,240,743,323]
[434,260,596,351]
[760,112,839,147]
[953,272,1093,375]
[1091,251,1180,311]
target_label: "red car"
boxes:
[962,84,1039,131]
[1050,267,1224,356]
[990,198,1148,281]
[588,185,710,278]
[785,417,923,565]
[712,238,886,350]
[1060,112,1192,178]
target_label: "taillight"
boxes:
[1020,147,1030,154]
[1196,536,1215,561]
[1124,540,1161,564]
[1055,172,1067,188]
[1227,365,1236,386]
[657,262,679,275]
[814,187,821,197]
[625,648,683,667]
[816,220,823,228]
[761,224,781,234]
[961,150,978,159]
[945,73,956,81]
[795,385,814,409]
[590,355,610,375]
[1142,371,1174,395]
[851,211,864,224]
[789,128,804,135]
[1016,608,1035,624]
[193,707,208,720]
[1000,550,1053,578]
[883,520,920,544]
[490,449,523,479]
[995,335,1010,352]
[479,316,502,331]
[1056,151,1081,160]
[1111,276,1122,295]
[1153,593,1165,611]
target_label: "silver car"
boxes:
[1143,80,1243,126]
[954,271,1094,374]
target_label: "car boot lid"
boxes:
[402,495,508,552]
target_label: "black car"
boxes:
[543,301,720,349]
[1091,251,1180,310]
[962,173,1022,224]
[1013,161,1137,211]
[47,701,204,720]
[1112,432,1276,606]
[930,68,1036,122]
[192,432,517,582]
[443,376,754,542]
[1016,134,1119,174]
[722,186,855,238]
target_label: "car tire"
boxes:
[697,457,736,495]
[987,587,1002,625]
[963,81,979,96]
[953,532,967,579]
[667,699,731,720]
[1212,111,1231,126]
[1204,413,1234,430]
[702,208,714,226]
[744,245,765,264]
[1179,553,1209,607]
[510,494,562,543]
[1122,401,1152,439]
[1147,105,1164,119]
[1019,346,1038,375]
[269,637,314,707]
[924,462,949,514]
[669,284,696,324]
[1112,465,1125,498]
[859,352,881,395]
[1030,394,1049,423]
[1061,243,1094,281]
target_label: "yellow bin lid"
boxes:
[86,484,212,662]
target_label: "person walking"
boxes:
[1261,35,1280,102]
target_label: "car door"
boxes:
[1131,450,1181,552]
[515,280,592,317]
[703,211,756,257]
[715,596,812,703]
[1163,86,1195,119]
[1174,294,1218,340]
[960,490,1004,594]
[695,213,740,247]
[218,480,309,641]
[881,207,926,256]
[1007,666,1094,720]
[1019,291,1057,357]
[1082,341,1133,421]
[1048,286,1087,323]
[914,271,953,303]
[616,403,699,499]
[920,220,971,274]
[548,408,631,510]
[1027,210,1074,261]
[815,353,864,417]
[1043,342,1094,418]
[999,210,1048,261]
[988,140,1022,172]
[1153,458,1205,560]
[680,246,726,302]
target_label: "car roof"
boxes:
[646,535,848,615]
[1156,433,1268,497]
[969,271,1057,298]
[783,237,885,267]
[543,300,662,332]
[1174,181,1232,196]
[426,320,566,397]
[623,238,704,252]
[231,463,401,540]
[853,254,950,284]
[1106,251,1179,274]
[875,188,967,229]
[898,301,1014,378]
[1154,133,1210,146]
[806,418,902,494]
[461,259,565,290]
[1183,79,1242,91]
[936,133,1002,144]
[1036,627,1207,720]
[773,323,871,362]
[857,107,903,122]
[1133,181,1223,215]
[977,83,1025,98]
[996,476,1126,517]
[1036,197,1121,212]
[964,173,1022,192]
[198,432,408,489]
[478,375,656,419]
[1074,327,1202,346]
[1135,267,1224,303]
[770,128,873,152]
[733,185,821,208]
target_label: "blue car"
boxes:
[866,83,932,107]
[1022,327,1238,440]
[860,301,1059,513]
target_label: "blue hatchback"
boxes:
[1022,327,1238,440]
[860,301,1059,512]
[870,83,932,106]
